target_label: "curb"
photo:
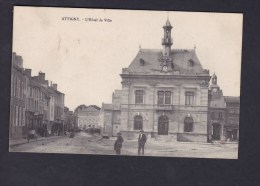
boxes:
[9,136,64,147]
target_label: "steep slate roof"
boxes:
[126,49,205,75]
[74,104,88,112]
[89,105,101,110]
[74,104,100,112]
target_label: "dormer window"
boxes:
[189,59,194,67]
[140,59,145,66]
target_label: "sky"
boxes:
[13,7,243,111]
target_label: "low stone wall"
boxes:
[120,131,207,142]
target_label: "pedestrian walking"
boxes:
[114,132,124,155]
[138,130,147,156]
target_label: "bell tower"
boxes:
[209,73,221,94]
[162,18,173,57]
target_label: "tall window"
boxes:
[135,90,144,104]
[185,92,194,105]
[157,91,172,105]
[158,115,169,135]
[134,115,143,130]
[15,106,18,126]
[184,117,193,132]
[218,112,222,119]
[158,91,164,104]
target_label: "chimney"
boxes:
[24,69,32,77]
[39,72,45,81]
[12,52,23,68]
[52,83,57,90]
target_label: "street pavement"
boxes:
[9,132,238,159]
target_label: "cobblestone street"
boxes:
[10,132,238,159]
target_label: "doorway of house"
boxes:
[212,123,221,140]
[158,115,169,135]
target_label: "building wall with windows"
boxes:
[224,96,240,141]
[101,19,210,142]
[10,53,26,139]
[118,76,209,142]
[10,52,66,139]
[75,105,101,130]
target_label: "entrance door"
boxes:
[227,129,238,141]
[158,116,169,135]
[212,123,221,140]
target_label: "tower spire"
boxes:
[162,18,173,57]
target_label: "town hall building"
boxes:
[100,19,212,142]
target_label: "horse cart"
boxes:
[27,129,38,143]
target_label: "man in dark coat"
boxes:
[114,132,124,155]
[138,130,147,156]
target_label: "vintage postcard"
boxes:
[9,6,242,159]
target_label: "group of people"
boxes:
[114,130,147,156]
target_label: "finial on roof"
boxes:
[194,44,196,52]
[165,18,171,27]
[139,44,141,49]
[164,13,172,28]
[212,72,217,85]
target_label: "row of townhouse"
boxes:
[9,52,70,139]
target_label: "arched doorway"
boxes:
[134,115,143,130]
[184,117,193,132]
[158,115,169,135]
[212,123,221,140]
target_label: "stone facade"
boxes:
[101,19,211,142]
[74,105,100,130]
[99,103,114,136]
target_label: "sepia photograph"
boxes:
[9,6,242,159]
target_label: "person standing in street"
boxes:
[138,130,147,156]
[114,132,124,155]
